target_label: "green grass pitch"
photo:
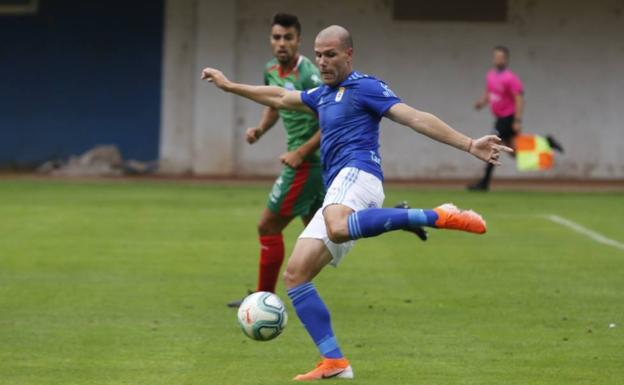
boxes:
[0,179,622,385]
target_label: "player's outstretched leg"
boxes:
[394,201,428,241]
[284,239,354,381]
[346,203,486,240]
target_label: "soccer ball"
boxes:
[237,291,288,341]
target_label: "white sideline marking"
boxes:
[545,214,624,251]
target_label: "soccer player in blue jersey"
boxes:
[202,25,512,380]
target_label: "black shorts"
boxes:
[494,115,516,141]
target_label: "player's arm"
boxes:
[201,67,313,114]
[513,93,524,133]
[246,107,280,144]
[280,129,321,168]
[385,103,513,165]
[474,89,489,110]
[279,65,323,168]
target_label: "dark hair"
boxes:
[272,13,301,35]
[494,45,510,58]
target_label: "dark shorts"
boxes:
[494,115,516,142]
[267,162,325,218]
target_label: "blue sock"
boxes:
[287,282,343,359]
[347,208,438,240]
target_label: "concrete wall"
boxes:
[160,0,238,174]
[161,0,624,179]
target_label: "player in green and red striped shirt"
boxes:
[227,13,324,307]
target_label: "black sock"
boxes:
[482,163,494,187]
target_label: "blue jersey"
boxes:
[300,71,401,187]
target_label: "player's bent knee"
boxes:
[257,212,288,236]
[257,220,274,236]
[283,238,332,289]
[283,267,305,289]
[325,218,350,243]
[323,204,353,243]
[326,227,347,243]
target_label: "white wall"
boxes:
[161,0,624,179]
[159,0,196,173]
[160,0,238,174]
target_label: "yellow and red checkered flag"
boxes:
[515,134,553,171]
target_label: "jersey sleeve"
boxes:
[263,69,269,86]
[357,79,402,117]
[508,73,524,95]
[300,86,321,113]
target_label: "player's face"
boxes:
[493,50,508,70]
[314,38,353,87]
[270,25,300,65]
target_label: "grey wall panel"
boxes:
[161,0,624,179]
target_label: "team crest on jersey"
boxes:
[335,87,346,102]
[284,81,295,91]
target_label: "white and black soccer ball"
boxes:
[237,291,288,341]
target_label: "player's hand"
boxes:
[245,127,263,144]
[513,121,522,133]
[200,67,231,90]
[280,150,304,169]
[474,100,485,110]
[469,135,514,165]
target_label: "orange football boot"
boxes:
[293,357,354,381]
[433,203,486,234]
